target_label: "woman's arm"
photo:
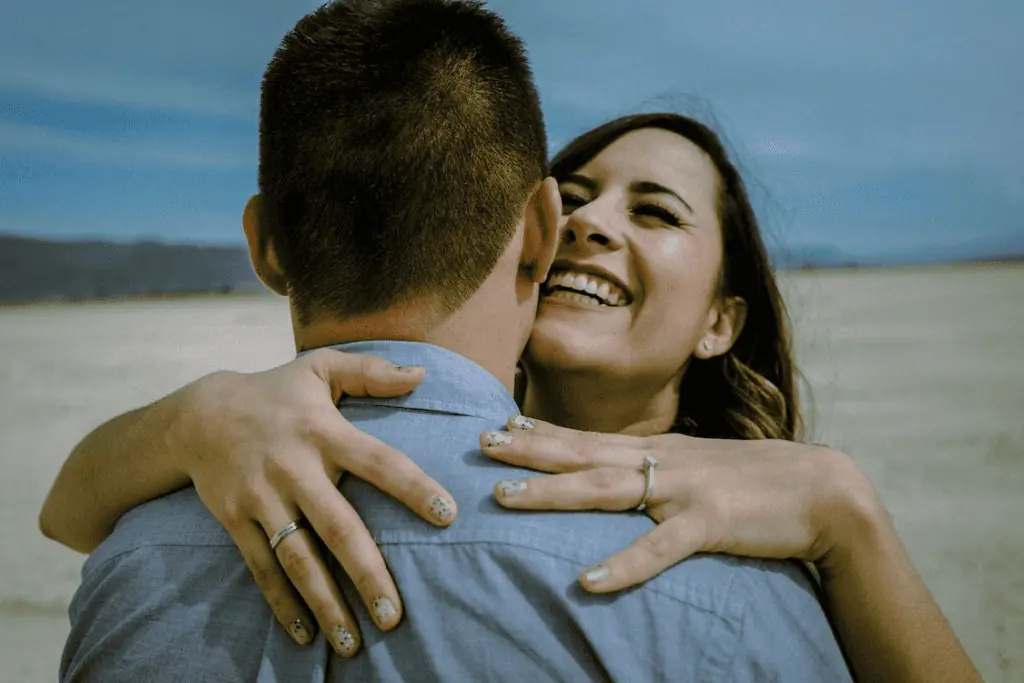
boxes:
[39,350,458,655]
[481,417,982,683]
[819,500,981,683]
[40,386,192,552]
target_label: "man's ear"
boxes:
[242,194,289,296]
[694,296,748,359]
[522,177,562,284]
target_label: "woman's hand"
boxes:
[172,349,458,655]
[480,416,884,592]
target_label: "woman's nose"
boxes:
[562,204,624,252]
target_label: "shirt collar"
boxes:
[299,341,519,422]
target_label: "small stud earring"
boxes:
[701,340,712,355]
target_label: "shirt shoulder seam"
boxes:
[379,536,751,617]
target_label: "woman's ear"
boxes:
[694,296,747,359]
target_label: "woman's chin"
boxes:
[524,323,616,374]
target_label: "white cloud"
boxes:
[752,136,808,158]
[0,121,252,169]
[0,62,256,120]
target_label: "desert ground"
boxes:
[1,264,1021,682]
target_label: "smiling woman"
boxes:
[525,114,794,441]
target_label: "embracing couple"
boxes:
[43,0,979,681]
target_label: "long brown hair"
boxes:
[549,113,802,441]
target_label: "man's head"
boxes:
[244,0,558,342]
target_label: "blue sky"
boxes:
[1,0,1021,261]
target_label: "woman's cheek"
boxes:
[659,235,682,257]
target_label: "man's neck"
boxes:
[294,279,525,394]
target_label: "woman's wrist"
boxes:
[814,448,891,579]
[163,371,240,480]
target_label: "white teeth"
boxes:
[543,269,628,306]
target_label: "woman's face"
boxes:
[526,127,736,386]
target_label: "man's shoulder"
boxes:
[63,511,272,683]
[355,528,831,680]
[637,552,817,620]
[651,555,849,680]
[691,557,852,681]
[84,487,231,575]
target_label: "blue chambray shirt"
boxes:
[62,341,852,682]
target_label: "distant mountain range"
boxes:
[772,239,1024,270]
[0,235,263,304]
[0,234,1020,304]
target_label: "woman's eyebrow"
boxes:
[630,181,694,215]
[561,173,597,190]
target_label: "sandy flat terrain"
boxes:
[1,264,1021,682]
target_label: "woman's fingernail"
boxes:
[583,564,610,585]
[484,430,513,448]
[509,415,535,430]
[428,494,455,523]
[393,365,422,373]
[496,479,526,497]
[288,618,312,645]
[373,597,398,626]
[331,625,358,657]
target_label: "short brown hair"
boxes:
[258,0,547,323]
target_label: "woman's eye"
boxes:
[560,192,587,214]
[632,203,682,227]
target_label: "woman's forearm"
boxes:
[821,501,981,683]
[39,382,196,553]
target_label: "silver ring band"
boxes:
[269,520,303,551]
[634,455,660,512]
